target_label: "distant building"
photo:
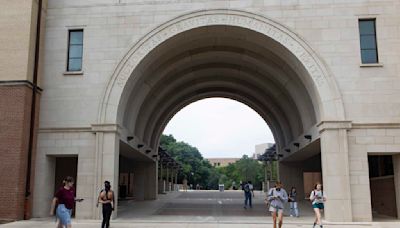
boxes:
[253,143,274,159]
[206,158,241,167]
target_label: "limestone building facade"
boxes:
[253,142,274,159]
[207,157,241,167]
[1,0,400,223]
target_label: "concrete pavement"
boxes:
[2,190,399,227]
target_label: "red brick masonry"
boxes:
[0,84,40,220]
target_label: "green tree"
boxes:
[160,134,214,188]
[159,134,266,190]
[218,155,265,190]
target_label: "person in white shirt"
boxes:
[309,183,327,228]
[267,181,288,228]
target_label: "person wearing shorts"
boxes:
[310,183,327,228]
[50,176,83,228]
[267,181,288,228]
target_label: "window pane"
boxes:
[69,45,83,58]
[68,58,82,71]
[359,20,375,35]
[70,31,83,45]
[360,35,377,49]
[361,49,378,64]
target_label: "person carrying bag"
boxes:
[266,181,288,228]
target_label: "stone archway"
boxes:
[94,9,353,222]
[99,9,344,124]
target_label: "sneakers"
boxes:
[312,223,323,228]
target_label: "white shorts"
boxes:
[269,206,284,213]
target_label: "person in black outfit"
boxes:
[97,181,114,228]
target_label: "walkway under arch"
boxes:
[93,9,354,222]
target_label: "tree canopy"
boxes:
[159,134,266,190]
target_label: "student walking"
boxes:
[50,176,83,228]
[289,186,299,217]
[97,181,115,228]
[267,181,288,228]
[243,180,254,209]
[310,183,327,228]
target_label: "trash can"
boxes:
[218,184,224,192]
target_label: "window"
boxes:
[358,19,378,64]
[67,30,83,71]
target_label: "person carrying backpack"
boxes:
[310,183,327,228]
[267,181,288,228]
[97,181,115,228]
[243,180,254,209]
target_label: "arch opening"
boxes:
[98,10,348,221]
[120,25,318,151]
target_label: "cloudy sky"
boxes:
[163,98,275,158]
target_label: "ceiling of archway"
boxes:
[121,25,318,149]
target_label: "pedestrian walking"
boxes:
[310,183,327,228]
[50,176,83,228]
[183,178,188,192]
[243,180,254,209]
[289,186,299,217]
[267,181,288,228]
[97,180,115,228]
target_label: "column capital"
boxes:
[91,123,122,133]
[317,120,352,133]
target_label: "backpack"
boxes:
[244,184,250,193]
[311,190,324,203]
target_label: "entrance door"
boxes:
[369,155,397,218]
[54,157,78,215]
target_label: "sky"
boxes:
[163,98,275,158]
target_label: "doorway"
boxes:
[54,157,78,215]
[368,155,397,218]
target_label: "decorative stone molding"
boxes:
[352,123,400,129]
[39,125,124,134]
[39,127,92,133]
[91,124,122,133]
[318,121,352,133]
[99,9,345,124]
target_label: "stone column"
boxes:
[279,162,306,200]
[133,164,145,200]
[158,161,165,194]
[347,129,372,222]
[93,130,119,219]
[166,167,170,192]
[175,170,178,191]
[32,151,56,218]
[393,154,400,219]
[319,122,352,222]
[171,169,175,191]
[146,161,157,200]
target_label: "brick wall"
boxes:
[0,85,40,220]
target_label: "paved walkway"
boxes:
[2,190,399,227]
